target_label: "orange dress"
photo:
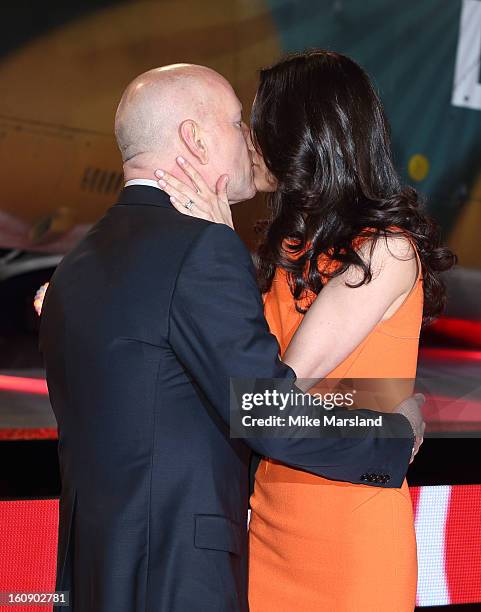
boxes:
[248,244,423,612]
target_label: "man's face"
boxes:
[247,130,278,194]
[203,83,256,203]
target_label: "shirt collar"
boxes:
[124,178,161,189]
[115,183,172,209]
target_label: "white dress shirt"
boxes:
[124,179,161,189]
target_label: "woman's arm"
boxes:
[152,160,418,381]
[283,235,418,380]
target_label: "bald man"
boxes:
[40,64,417,611]
[115,64,255,204]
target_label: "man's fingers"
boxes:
[410,426,425,464]
[410,437,423,464]
[414,393,426,408]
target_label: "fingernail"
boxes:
[158,179,166,188]
[177,156,186,164]
[170,196,176,203]
[155,169,164,178]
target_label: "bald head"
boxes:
[114,63,255,204]
[115,64,231,163]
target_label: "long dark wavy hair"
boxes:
[251,49,456,324]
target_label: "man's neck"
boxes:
[122,153,216,192]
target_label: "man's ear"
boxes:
[179,120,208,164]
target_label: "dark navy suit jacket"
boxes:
[39,185,414,611]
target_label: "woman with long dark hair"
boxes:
[157,50,455,610]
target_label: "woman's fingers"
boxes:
[214,175,234,228]
[176,156,211,194]
[155,164,233,227]
[215,174,229,200]
[169,196,193,217]
[155,169,199,203]
[169,195,211,221]
[156,173,208,213]
[160,183,208,216]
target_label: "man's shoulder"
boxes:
[182,222,252,267]
[188,221,249,251]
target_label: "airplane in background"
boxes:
[0,115,123,332]
[0,0,480,341]
[0,0,280,333]
[0,113,122,257]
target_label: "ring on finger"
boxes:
[184,199,195,211]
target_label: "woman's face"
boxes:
[245,127,278,193]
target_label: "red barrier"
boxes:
[0,500,58,611]
[1,487,481,608]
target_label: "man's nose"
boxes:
[241,122,254,151]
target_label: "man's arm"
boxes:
[168,222,414,487]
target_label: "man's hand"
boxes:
[394,393,426,463]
